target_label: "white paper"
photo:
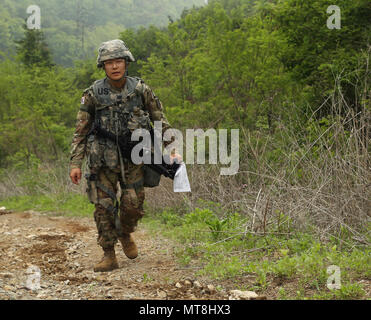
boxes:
[173,162,191,192]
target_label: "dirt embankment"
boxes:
[0,210,234,300]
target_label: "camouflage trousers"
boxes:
[91,162,145,250]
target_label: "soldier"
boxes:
[69,39,181,272]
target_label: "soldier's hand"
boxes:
[70,168,82,185]
[170,153,182,164]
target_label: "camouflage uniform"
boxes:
[69,40,173,251]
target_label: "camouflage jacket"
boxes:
[69,76,173,170]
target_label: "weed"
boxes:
[142,273,153,283]
[255,270,268,290]
[272,256,298,279]
[158,209,183,226]
[277,287,288,300]
[205,217,228,240]
[335,282,366,300]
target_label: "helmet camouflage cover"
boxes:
[97,39,135,68]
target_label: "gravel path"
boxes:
[0,210,229,300]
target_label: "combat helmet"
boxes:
[97,39,135,68]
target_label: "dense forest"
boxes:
[1,0,369,168]
[0,0,205,65]
[0,0,370,299]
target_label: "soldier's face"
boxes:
[104,58,126,81]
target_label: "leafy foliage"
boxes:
[0,0,369,184]
[16,24,54,67]
[0,0,206,66]
[143,203,370,299]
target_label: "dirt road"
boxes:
[0,210,230,300]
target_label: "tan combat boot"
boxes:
[118,233,138,259]
[93,248,119,272]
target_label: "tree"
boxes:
[16,23,54,68]
[271,0,371,117]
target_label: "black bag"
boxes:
[143,165,161,187]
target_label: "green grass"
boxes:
[143,204,371,300]
[0,193,94,217]
[1,193,369,300]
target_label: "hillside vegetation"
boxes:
[0,0,205,65]
[0,0,370,299]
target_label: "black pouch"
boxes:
[85,173,98,204]
[143,165,161,188]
